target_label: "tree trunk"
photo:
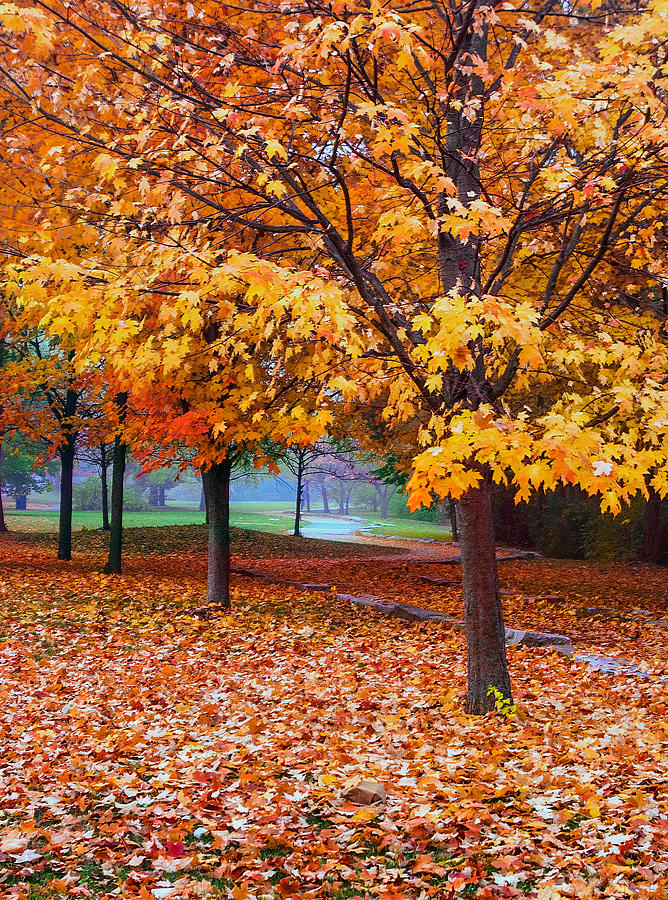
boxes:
[15,494,27,511]
[206,458,233,608]
[449,497,459,542]
[380,486,395,518]
[321,482,330,514]
[0,439,7,533]
[104,393,128,575]
[303,480,310,512]
[57,436,76,560]
[458,474,512,715]
[641,489,667,564]
[149,483,166,507]
[337,483,345,514]
[293,451,304,537]
[438,15,505,713]
[57,383,78,561]
[104,435,126,574]
[100,443,110,531]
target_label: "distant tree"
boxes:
[76,441,115,530]
[0,433,53,510]
[146,468,176,508]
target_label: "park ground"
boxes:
[0,522,666,899]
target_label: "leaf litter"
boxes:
[0,527,665,899]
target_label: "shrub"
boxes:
[581,499,645,562]
[123,484,150,512]
[73,477,102,511]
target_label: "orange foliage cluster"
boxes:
[0,530,665,899]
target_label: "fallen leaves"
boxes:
[0,526,665,898]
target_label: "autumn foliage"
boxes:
[0,0,667,710]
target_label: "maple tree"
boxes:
[0,53,350,599]
[0,312,107,559]
[1,0,667,711]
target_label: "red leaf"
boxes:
[165,840,185,858]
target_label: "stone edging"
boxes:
[231,563,666,682]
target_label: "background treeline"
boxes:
[490,485,667,564]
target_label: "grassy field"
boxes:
[358,517,452,541]
[0,500,294,533]
[1,498,453,540]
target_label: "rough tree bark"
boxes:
[458,473,512,714]
[57,434,76,560]
[205,457,233,608]
[104,393,128,575]
[100,443,110,531]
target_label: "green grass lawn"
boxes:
[1,499,452,541]
[2,507,206,532]
[360,518,453,541]
[1,500,296,534]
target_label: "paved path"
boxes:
[299,513,464,557]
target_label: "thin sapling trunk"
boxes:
[104,393,128,575]
[100,443,110,531]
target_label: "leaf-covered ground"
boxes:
[0,527,666,899]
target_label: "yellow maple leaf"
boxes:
[265,140,288,161]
